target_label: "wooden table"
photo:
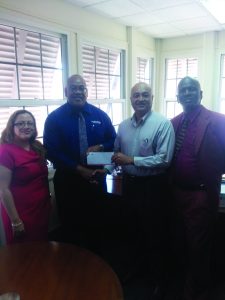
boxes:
[0,242,123,300]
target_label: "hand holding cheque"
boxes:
[87,152,114,165]
[86,152,113,185]
[87,151,133,166]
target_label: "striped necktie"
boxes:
[174,117,189,159]
[79,112,88,165]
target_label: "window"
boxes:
[82,44,125,130]
[219,54,225,114]
[0,23,67,138]
[136,57,154,86]
[164,58,198,118]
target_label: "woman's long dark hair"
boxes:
[0,109,46,160]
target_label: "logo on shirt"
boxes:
[91,120,101,124]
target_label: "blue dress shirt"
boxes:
[43,102,116,169]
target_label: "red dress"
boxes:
[0,143,51,244]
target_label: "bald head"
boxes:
[130,82,153,119]
[65,74,88,109]
[177,76,202,113]
[178,76,201,91]
[67,75,86,87]
[131,82,152,95]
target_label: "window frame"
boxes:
[136,57,154,87]
[80,40,126,128]
[0,21,68,138]
[164,57,198,118]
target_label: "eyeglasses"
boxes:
[69,85,87,93]
[14,121,35,128]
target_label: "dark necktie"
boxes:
[174,117,189,159]
[79,112,88,164]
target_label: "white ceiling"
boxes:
[65,0,225,38]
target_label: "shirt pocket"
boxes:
[90,120,104,139]
[140,138,151,156]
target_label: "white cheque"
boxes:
[87,152,114,165]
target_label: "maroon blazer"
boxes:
[171,105,225,207]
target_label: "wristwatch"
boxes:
[99,144,104,151]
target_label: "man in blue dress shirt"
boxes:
[44,74,116,245]
[111,82,175,296]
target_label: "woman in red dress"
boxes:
[0,110,51,244]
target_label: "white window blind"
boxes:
[0,23,67,137]
[136,57,154,86]
[82,44,125,129]
[165,58,198,119]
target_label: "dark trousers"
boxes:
[53,168,107,245]
[122,173,169,284]
[170,187,218,300]
[53,168,124,249]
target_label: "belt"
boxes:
[174,183,206,191]
[124,174,143,179]
[123,173,166,181]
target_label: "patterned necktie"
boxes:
[79,112,88,164]
[174,117,189,159]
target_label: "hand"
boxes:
[12,220,25,239]
[89,169,107,184]
[76,165,105,184]
[77,165,95,181]
[87,144,103,153]
[112,152,134,165]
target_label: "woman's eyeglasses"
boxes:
[14,121,35,128]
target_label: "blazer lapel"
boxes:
[172,114,183,134]
[194,107,210,155]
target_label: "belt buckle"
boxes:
[199,183,205,190]
[125,174,135,179]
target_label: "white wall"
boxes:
[155,31,225,113]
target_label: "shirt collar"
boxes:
[66,102,91,116]
[182,105,202,123]
[131,110,152,127]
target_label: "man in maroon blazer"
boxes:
[169,76,225,300]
